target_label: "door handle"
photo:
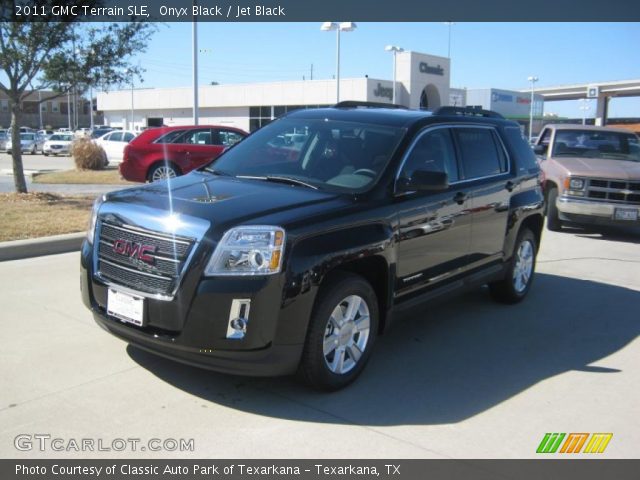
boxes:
[505,181,515,192]
[453,192,468,205]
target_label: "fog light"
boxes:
[226,299,251,339]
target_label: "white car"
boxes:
[6,132,45,154]
[94,130,136,164]
[42,133,75,156]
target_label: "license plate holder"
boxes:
[107,289,145,327]
[614,208,638,221]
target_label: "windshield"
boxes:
[552,129,640,162]
[207,117,404,192]
[49,134,72,141]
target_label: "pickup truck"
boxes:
[534,124,640,231]
[81,103,544,390]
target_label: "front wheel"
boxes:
[489,228,537,304]
[299,273,379,391]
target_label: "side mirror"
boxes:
[533,144,547,156]
[397,170,449,193]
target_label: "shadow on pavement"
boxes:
[127,273,640,426]
[566,225,640,244]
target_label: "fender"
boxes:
[503,180,544,258]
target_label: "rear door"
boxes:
[166,128,220,172]
[451,126,512,267]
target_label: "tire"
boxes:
[147,162,179,182]
[546,187,562,231]
[43,153,49,156]
[299,273,379,391]
[489,228,537,304]
[31,146,36,155]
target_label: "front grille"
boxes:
[97,221,195,296]
[586,178,640,205]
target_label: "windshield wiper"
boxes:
[203,167,234,177]
[237,175,318,190]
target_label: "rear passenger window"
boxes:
[503,126,539,172]
[454,128,507,179]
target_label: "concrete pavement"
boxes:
[0,228,639,458]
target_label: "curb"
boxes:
[0,232,86,262]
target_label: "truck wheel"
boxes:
[489,228,537,304]
[546,187,562,231]
[148,163,179,182]
[299,273,378,391]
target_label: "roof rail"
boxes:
[334,101,408,110]
[434,106,504,119]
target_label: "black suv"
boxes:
[81,103,544,390]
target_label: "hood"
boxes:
[551,156,640,181]
[104,171,351,232]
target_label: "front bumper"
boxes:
[43,145,70,155]
[80,241,311,377]
[557,196,640,226]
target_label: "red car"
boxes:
[120,125,248,182]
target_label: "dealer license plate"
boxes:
[614,208,638,221]
[107,289,144,326]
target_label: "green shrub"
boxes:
[72,137,107,170]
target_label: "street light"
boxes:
[320,22,357,102]
[192,0,199,125]
[384,45,404,104]
[527,76,539,143]
[579,98,591,125]
[125,68,134,130]
[443,22,455,58]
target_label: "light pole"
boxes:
[579,98,591,125]
[384,45,403,104]
[527,76,539,142]
[443,22,455,58]
[192,0,199,125]
[125,68,134,130]
[38,89,43,129]
[320,22,357,103]
[67,88,72,132]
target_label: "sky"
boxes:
[130,22,640,118]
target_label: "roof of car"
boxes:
[286,104,514,129]
[546,123,637,134]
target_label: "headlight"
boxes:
[568,178,585,190]
[86,195,105,245]
[204,226,285,276]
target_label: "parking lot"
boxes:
[0,225,638,459]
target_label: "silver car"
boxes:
[6,132,46,154]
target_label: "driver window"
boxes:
[400,128,458,183]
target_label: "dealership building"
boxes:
[97,50,543,133]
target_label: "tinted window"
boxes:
[504,126,538,171]
[155,130,185,144]
[176,128,214,145]
[219,130,244,147]
[400,128,459,183]
[454,128,507,179]
[109,132,123,142]
[123,132,135,142]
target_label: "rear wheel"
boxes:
[299,273,378,391]
[489,228,537,304]
[147,163,179,182]
[546,187,562,231]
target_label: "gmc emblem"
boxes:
[113,240,156,264]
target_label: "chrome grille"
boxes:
[586,178,640,205]
[97,221,195,296]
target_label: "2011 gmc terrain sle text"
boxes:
[81,103,544,390]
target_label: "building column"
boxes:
[594,94,608,126]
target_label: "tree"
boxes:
[0,1,155,193]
